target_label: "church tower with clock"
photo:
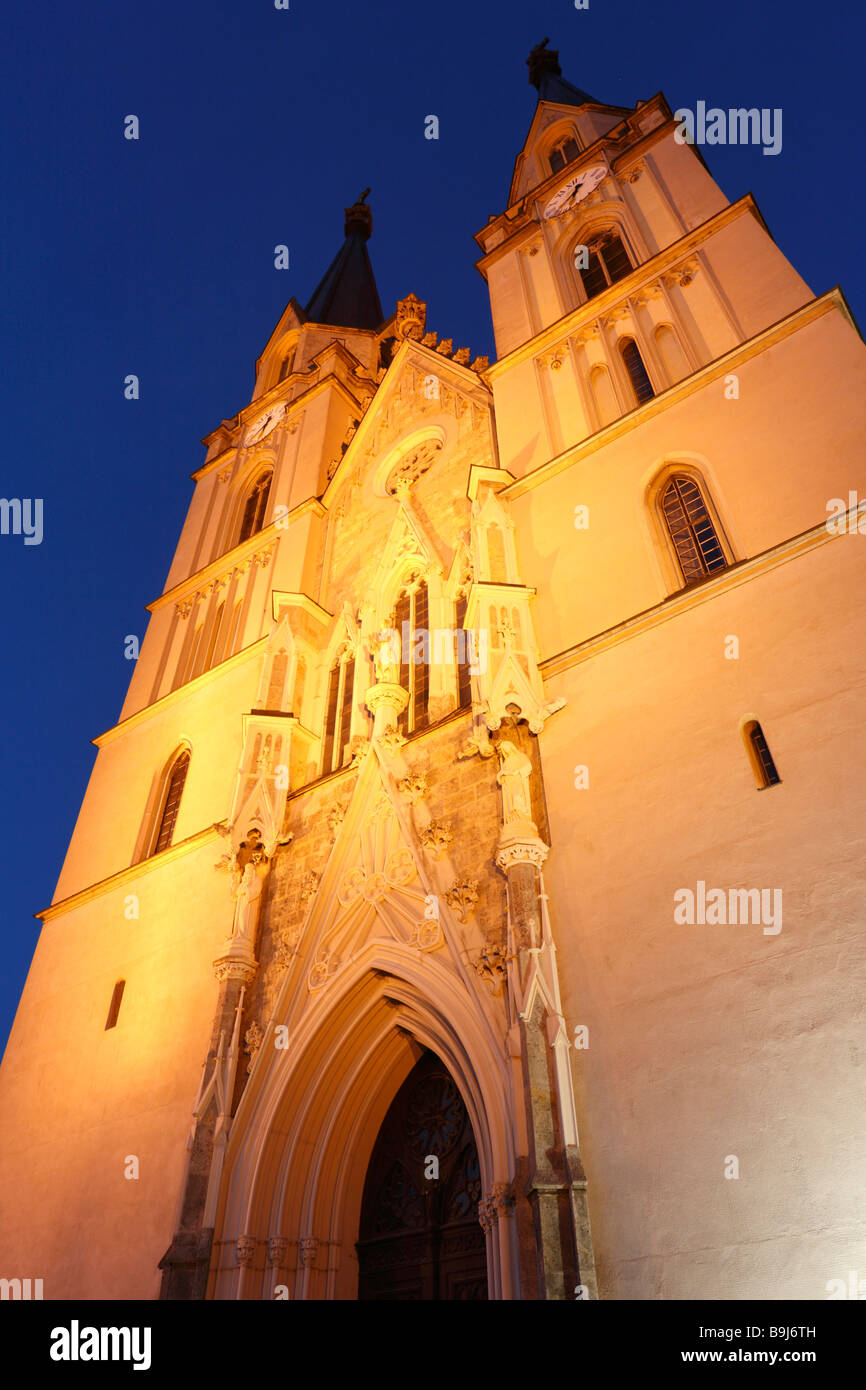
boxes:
[1,41,865,1301]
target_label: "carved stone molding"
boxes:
[444,878,479,922]
[623,162,644,183]
[299,1237,319,1269]
[299,872,320,905]
[398,772,428,805]
[217,465,233,483]
[662,258,699,290]
[267,1237,290,1268]
[213,953,258,985]
[236,1235,256,1268]
[494,837,549,872]
[395,292,427,341]
[473,943,508,994]
[419,819,453,858]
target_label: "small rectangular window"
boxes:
[105,980,125,1030]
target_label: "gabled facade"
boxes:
[1,42,865,1301]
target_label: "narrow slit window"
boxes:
[456,594,472,710]
[105,979,125,1030]
[661,475,728,584]
[321,652,355,774]
[744,720,781,789]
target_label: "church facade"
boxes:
[2,43,865,1300]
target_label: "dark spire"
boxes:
[304,189,383,331]
[526,38,598,108]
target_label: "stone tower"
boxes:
[1,44,864,1301]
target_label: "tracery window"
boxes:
[322,650,355,773]
[455,593,472,710]
[395,580,429,735]
[660,475,728,585]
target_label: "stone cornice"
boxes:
[148,530,286,615]
[37,824,225,922]
[502,289,851,500]
[93,637,267,747]
[540,519,839,681]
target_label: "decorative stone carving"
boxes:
[395,292,426,341]
[348,735,369,767]
[495,839,549,872]
[379,726,407,755]
[470,356,489,372]
[299,1237,319,1269]
[328,801,348,835]
[473,942,508,994]
[217,465,233,483]
[272,930,299,971]
[623,163,644,183]
[663,259,699,290]
[236,1235,256,1268]
[421,331,438,348]
[398,772,428,804]
[175,597,195,619]
[244,1021,263,1073]
[267,1236,290,1268]
[453,347,471,364]
[435,338,453,356]
[213,955,258,985]
[445,878,479,922]
[419,819,453,858]
[308,948,340,991]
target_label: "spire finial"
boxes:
[344,189,373,240]
[527,37,562,89]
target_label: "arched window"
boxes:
[322,651,355,773]
[577,230,632,300]
[743,720,781,789]
[238,472,272,545]
[620,338,655,406]
[660,474,728,584]
[152,750,190,854]
[395,580,429,735]
[105,980,125,1031]
[226,598,244,657]
[549,135,580,174]
[654,324,690,385]
[455,594,472,710]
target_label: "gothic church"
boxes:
[2,41,865,1300]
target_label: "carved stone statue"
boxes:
[495,741,535,826]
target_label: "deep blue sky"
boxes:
[1,0,864,1052]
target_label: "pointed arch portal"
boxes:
[356,1050,487,1300]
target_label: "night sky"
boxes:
[2,0,864,1052]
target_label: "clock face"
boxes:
[543,165,607,219]
[245,402,286,445]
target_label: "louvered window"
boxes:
[745,721,781,788]
[620,338,655,405]
[154,752,190,853]
[578,232,632,300]
[661,476,728,584]
[238,473,272,544]
[549,137,580,174]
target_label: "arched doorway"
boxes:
[356,1050,488,1300]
